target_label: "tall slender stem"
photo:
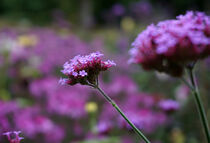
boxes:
[94,86,151,143]
[188,68,210,143]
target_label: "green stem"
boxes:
[95,86,151,143]
[188,68,210,143]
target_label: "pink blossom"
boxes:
[60,52,116,85]
[129,11,210,77]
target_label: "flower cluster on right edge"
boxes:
[129,11,210,77]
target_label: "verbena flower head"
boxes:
[3,131,23,143]
[129,11,210,77]
[60,52,116,86]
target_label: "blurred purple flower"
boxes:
[73,123,84,136]
[118,109,167,133]
[97,92,168,134]
[129,11,210,77]
[29,77,57,97]
[116,36,129,52]
[175,85,190,103]
[47,87,88,118]
[159,99,180,113]
[3,131,23,143]
[0,101,19,116]
[89,38,105,52]
[32,30,88,74]
[106,76,138,96]
[0,28,89,75]
[0,101,19,133]
[52,10,70,28]
[15,107,65,142]
[15,107,52,137]
[122,93,157,109]
[44,126,65,143]
[122,136,133,143]
[111,4,125,17]
[130,1,152,17]
[96,121,112,135]
[30,76,89,118]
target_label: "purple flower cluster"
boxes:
[0,101,19,133]
[30,77,89,118]
[48,87,88,118]
[96,92,168,134]
[0,28,88,74]
[111,4,125,17]
[105,76,138,96]
[60,52,116,85]
[129,11,210,76]
[94,78,174,135]
[15,107,65,143]
[3,131,23,143]
[0,101,65,143]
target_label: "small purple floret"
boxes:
[58,78,68,85]
[79,70,87,77]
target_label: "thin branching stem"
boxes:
[180,77,194,90]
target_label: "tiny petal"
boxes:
[79,70,87,77]
[3,132,11,136]
[13,131,21,135]
[105,60,116,67]
[59,78,68,85]
[90,51,104,58]
[72,72,78,77]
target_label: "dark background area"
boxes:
[0,0,209,25]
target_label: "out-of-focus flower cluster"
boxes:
[129,11,210,76]
[0,28,87,74]
[0,26,181,143]
[103,1,153,24]
[96,76,180,135]
[3,131,23,143]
